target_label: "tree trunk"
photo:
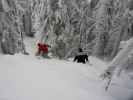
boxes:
[23,10,33,37]
[110,29,123,59]
[93,0,112,58]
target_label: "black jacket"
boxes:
[74,54,88,64]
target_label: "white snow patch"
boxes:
[0,37,116,100]
[0,54,114,100]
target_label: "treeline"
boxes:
[1,0,133,61]
[33,0,133,60]
[0,0,34,55]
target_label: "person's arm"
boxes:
[47,44,51,48]
[73,56,77,62]
[85,55,89,62]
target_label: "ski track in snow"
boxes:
[0,37,114,100]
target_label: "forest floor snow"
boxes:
[0,54,114,100]
[0,37,115,100]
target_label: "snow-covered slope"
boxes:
[0,37,116,100]
[0,54,114,100]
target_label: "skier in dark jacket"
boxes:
[73,48,89,64]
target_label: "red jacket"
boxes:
[38,43,48,53]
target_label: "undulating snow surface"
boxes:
[0,54,114,100]
[1,37,133,100]
[0,37,115,100]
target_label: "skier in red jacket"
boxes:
[36,43,51,58]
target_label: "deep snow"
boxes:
[0,37,118,100]
[0,53,114,100]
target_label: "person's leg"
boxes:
[36,48,42,56]
[42,53,50,59]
